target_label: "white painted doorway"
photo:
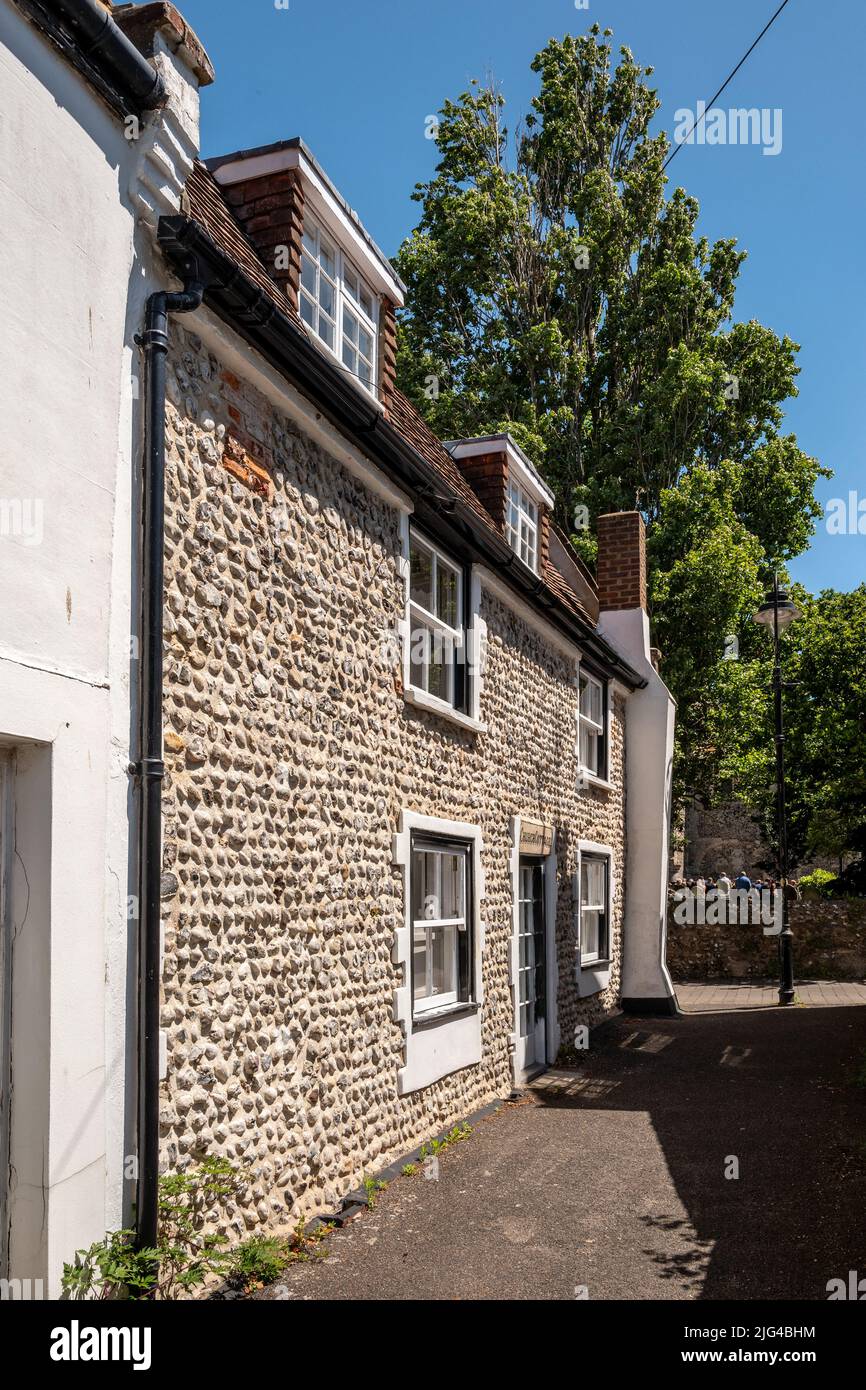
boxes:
[516,857,547,1075]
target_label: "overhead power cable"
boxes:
[664,0,793,169]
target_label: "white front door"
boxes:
[516,858,547,1077]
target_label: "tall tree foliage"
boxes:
[720,586,866,870]
[396,25,829,813]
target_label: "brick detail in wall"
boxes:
[378,298,398,414]
[453,450,508,529]
[596,511,647,611]
[539,509,551,570]
[225,170,305,309]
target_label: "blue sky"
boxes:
[180,0,865,594]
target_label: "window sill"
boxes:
[578,769,613,792]
[404,686,486,733]
[412,1001,480,1031]
[576,959,612,998]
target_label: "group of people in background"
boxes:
[671,871,801,902]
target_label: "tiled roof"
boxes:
[386,390,496,531]
[182,160,597,633]
[185,162,303,327]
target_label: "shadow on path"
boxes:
[256,1005,866,1300]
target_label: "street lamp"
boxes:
[751,574,803,1004]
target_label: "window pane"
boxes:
[409,619,430,692]
[413,850,439,920]
[581,859,605,910]
[344,266,359,300]
[319,278,335,318]
[410,539,433,611]
[439,852,464,920]
[318,313,334,349]
[579,674,590,716]
[358,326,373,360]
[437,559,459,628]
[582,910,600,959]
[413,926,427,1002]
[301,253,317,295]
[427,636,453,703]
[591,680,602,725]
[342,340,356,371]
[430,924,456,998]
[360,286,374,317]
[343,307,358,344]
[299,293,315,328]
[579,725,599,773]
[302,227,317,256]
[319,239,335,276]
[587,730,600,773]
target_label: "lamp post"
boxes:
[751,574,803,1005]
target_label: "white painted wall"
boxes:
[0,1,202,1293]
[598,608,678,1010]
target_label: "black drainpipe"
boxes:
[135,264,203,1250]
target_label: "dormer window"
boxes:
[300,215,378,393]
[445,434,554,577]
[506,478,539,571]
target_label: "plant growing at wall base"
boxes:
[363,1175,388,1208]
[61,1229,160,1301]
[419,1122,473,1162]
[62,1156,246,1300]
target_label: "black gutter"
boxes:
[134,264,203,1252]
[12,0,167,117]
[156,214,645,691]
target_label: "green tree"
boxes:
[728,586,866,869]
[396,25,828,803]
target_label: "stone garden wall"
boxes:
[667,898,866,981]
[157,323,628,1240]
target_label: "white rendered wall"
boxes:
[598,607,678,1010]
[0,2,200,1293]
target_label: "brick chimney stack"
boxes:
[596,511,647,612]
[224,170,305,309]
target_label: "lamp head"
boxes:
[751,584,803,631]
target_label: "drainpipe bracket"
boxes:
[129,758,165,779]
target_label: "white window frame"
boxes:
[410,837,470,1018]
[575,662,612,790]
[573,841,616,997]
[578,855,608,965]
[506,477,539,572]
[406,530,464,711]
[397,518,487,732]
[392,812,485,1095]
[299,213,378,395]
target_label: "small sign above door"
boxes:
[519,820,554,857]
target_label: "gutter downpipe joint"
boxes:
[135,265,203,1252]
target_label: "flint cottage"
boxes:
[0,0,676,1283]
